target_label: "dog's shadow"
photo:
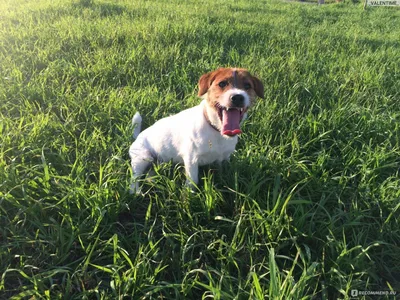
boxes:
[116,155,283,245]
[130,154,275,204]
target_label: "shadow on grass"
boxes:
[22,0,149,23]
[72,0,126,17]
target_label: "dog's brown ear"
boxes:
[251,76,264,99]
[198,71,213,97]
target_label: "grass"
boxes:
[0,0,399,298]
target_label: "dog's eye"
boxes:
[244,82,252,90]
[218,81,228,88]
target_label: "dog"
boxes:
[129,67,264,193]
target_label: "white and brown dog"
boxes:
[129,67,264,193]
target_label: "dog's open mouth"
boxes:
[215,103,246,136]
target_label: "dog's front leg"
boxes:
[183,158,199,189]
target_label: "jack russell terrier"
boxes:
[129,67,264,193]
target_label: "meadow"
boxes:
[1,0,399,298]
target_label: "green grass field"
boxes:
[1,0,400,298]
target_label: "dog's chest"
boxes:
[195,134,237,165]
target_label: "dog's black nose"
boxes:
[231,94,245,106]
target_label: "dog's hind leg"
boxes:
[129,149,154,195]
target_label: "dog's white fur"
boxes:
[129,68,262,194]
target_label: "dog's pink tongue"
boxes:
[222,109,242,136]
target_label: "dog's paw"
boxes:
[185,180,198,193]
[129,182,143,196]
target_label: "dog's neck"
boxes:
[203,105,220,133]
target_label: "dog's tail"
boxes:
[132,112,142,139]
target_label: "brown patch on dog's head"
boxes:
[198,67,263,100]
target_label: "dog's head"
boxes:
[198,67,264,137]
